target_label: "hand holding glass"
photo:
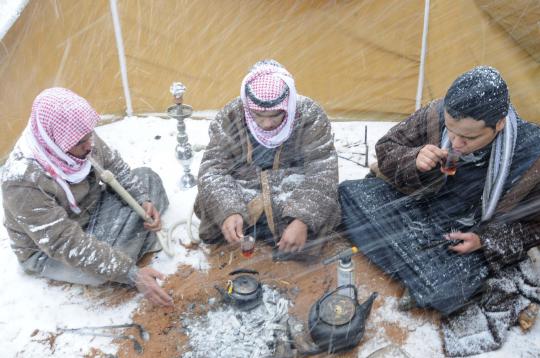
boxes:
[441,148,461,175]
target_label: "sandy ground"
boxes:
[114,235,439,358]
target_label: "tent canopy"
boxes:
[0,0,539,160]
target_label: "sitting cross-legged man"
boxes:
[2,88,172,306]
[194,59,340,261]
[339,66,540,356]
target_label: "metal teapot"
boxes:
[308,285,377,354]
[215,269,263,311]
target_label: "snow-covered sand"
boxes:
[0,115,538,357]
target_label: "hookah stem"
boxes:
[88,156,175,256]
[88,156,147,220]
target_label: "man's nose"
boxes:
[262,119,275,130]
[83,140,93,151]
[451,136,465,149]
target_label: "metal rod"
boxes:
[415,0,431,110]
[109,0,133,116]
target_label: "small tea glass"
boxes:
[241,235,255,258]
[441,148,461,175]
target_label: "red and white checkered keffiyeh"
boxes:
[240,61,297,148]
[18,87,99,214]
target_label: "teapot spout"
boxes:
[359,292,378,316]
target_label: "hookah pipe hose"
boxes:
[88,156,176,256]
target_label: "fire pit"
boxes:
[180,285,290,358]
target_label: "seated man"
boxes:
[2,87,172,306]
[339,67,540,355]
[195,59,340,259]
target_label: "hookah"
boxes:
[165,82,201,246]
[168,82,196,189]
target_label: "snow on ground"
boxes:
[0,115,538,357]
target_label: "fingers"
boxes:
[446,232,481,254]
[277,238,295,253]
[136,267,173,306]
[142,203,162,231]
[278,220,308,252]
[221,214,244,244]
[146,284,173,306]
[222,221,238,243]
[235,218,244,241]
[448,240,472,254]
[416,145,447,172]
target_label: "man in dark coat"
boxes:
[339,67,540,355]
[194,60,340,260]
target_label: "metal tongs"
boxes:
[57,323,149,354]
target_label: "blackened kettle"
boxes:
[308,285,377,354]
[216,268,263,311]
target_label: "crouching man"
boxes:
[2,88,172,306]
[339,67,540,355]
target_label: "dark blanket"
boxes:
[339,176,489,315]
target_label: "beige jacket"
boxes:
[195,96,340,240]
[1,134,149,282]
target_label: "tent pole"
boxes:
[415,0,430,110]
[109,0,133,116]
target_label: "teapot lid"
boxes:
[319,293,356,326]
[232,274,260,295]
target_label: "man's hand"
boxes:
[277,219,308,253]
[142,201,161,231]
[134,266,173,306]
[416,144,447,172]
[221,214,244,244]
[447,231,482,254]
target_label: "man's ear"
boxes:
[495,117,506,133]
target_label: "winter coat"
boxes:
[194,96,340,240]
[1,134,149,283]
[374,99,540,273]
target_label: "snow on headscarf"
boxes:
[240,60,297,148]
[18,87,99,214]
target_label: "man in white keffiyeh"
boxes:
[2,88,172,306]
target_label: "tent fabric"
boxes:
[0,0,539,161]
[475,0,540,63]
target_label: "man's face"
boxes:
[67,132,93,159]
[251,109,286,131]
[444,111,505,155]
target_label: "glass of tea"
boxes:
[241,235,255,258]
[441,148,461,175]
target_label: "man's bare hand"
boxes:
[278,219,308,253]
[416,144,447,172]
[142,201,161,231]
[447,231,482,254]
[134,266,173,306]
[221,214,244,244]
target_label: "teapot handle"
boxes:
[229,268,259,276]
[315,284,358,316]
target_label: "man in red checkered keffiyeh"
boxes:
[195,59,340,261]
[240,59,297,148]
[4,87,173,306]
[18,87,99,213]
